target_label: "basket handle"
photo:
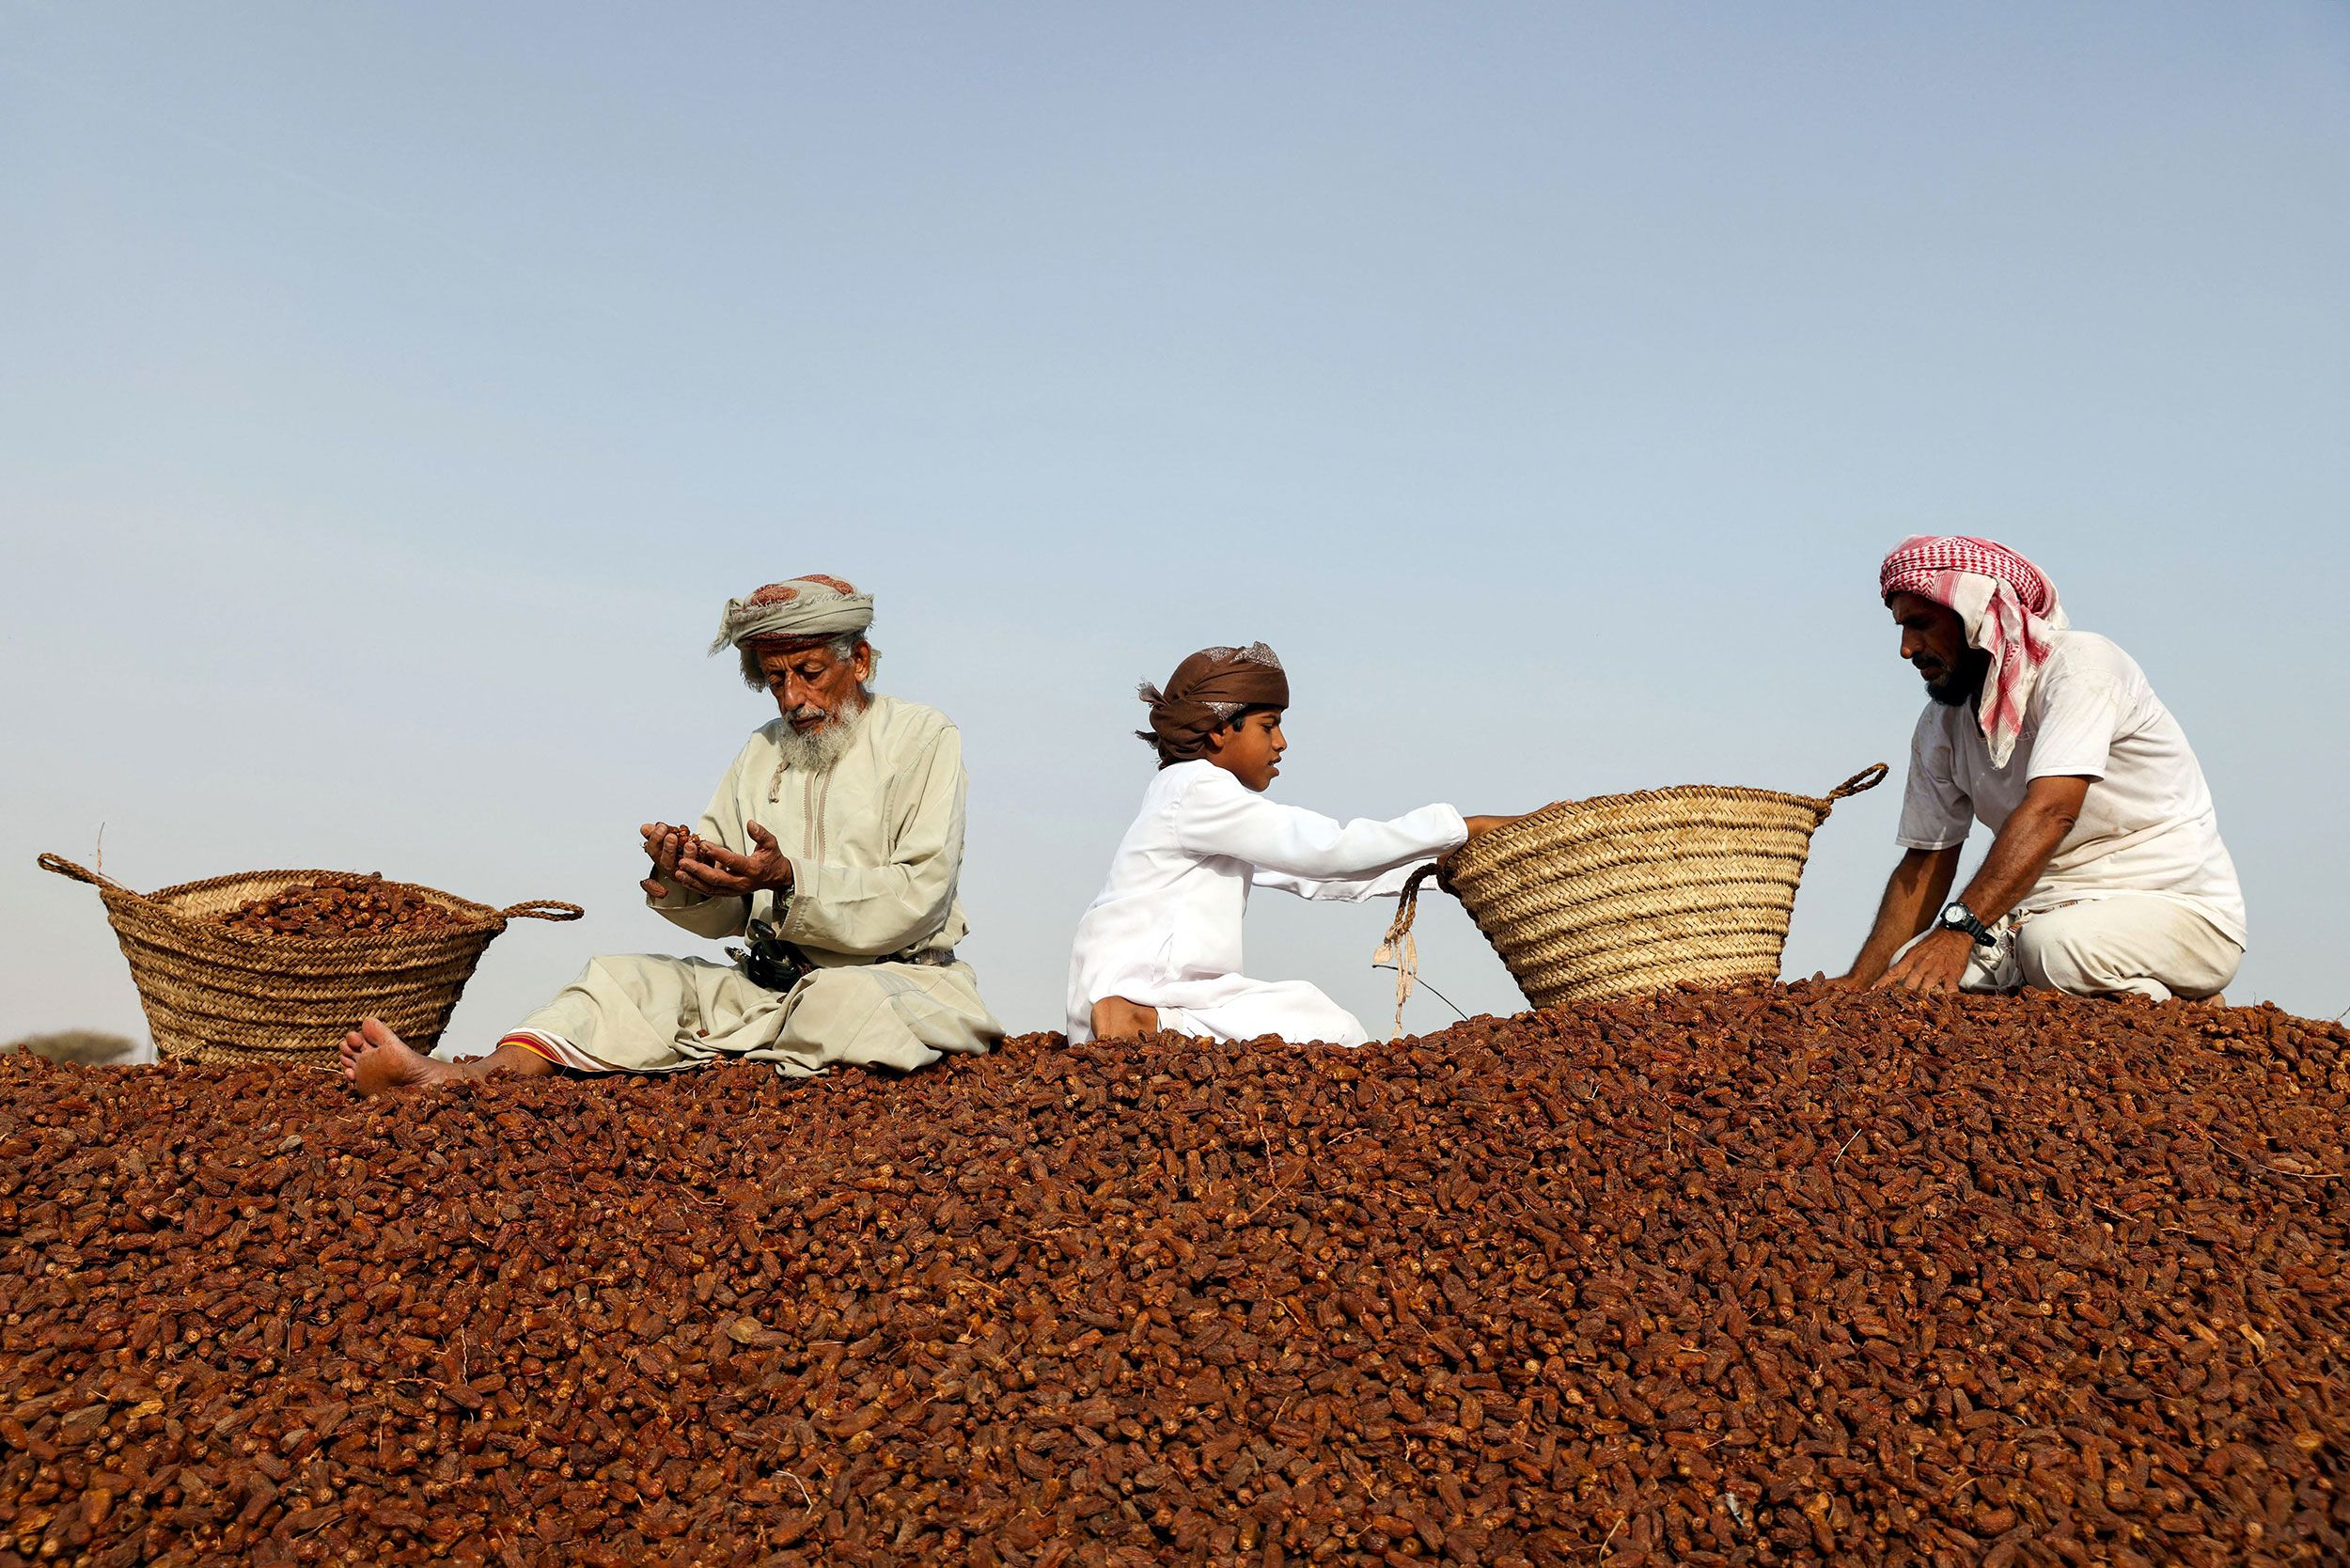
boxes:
[496,900,586,922]
[1373,863,1443,1036]
[1822,763,1889,804]
[37,853,126,891]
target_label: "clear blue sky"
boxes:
[5,3,2346,1050]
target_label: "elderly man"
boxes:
[1835,536,2245,1001]
[341,573,1003,1093]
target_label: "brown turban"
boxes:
[1136,642,1290,765]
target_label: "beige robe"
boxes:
[509,695,1003,1076]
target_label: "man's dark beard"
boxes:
[1922,648,1992,708]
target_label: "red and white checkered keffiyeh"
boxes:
[1878,535,2069,769]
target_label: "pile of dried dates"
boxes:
[2,983,2343,1565]
[215,875,462,939]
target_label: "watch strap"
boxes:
[1942,902,1997,948]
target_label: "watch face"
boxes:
[1939,904,1964,927]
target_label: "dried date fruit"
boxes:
[215,874,462,938]
[2,983,2345,1565]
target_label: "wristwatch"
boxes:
[1936,901,1997,948]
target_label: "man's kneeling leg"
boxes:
[2013,897,2241,1002]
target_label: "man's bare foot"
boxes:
[1090,996,1159,1043]
[339,1017,462,1097]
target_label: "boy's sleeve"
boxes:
[1172,770,1467,884]
[1252,859,1433,903]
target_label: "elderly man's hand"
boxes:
[639,822,697,900]
[1872,928,1975,995]
[673,821,794,899]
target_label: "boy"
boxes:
[1066,641,1514,1046]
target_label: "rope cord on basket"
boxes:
[1823,763,1889,803]
[1371,964,1469,1024]
[37,854,125,890]
[1374,863,1443,1035]
[495,901,586,922]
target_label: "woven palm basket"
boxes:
[39,855,582,1069]
[1382,764,1887,1016]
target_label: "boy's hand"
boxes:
[1463,812,1533,840]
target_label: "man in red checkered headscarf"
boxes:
[1877,535,2067,769]
[340,572,1004,1096]
[1834,537,2246,1003]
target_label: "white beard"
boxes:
[775,693,869,775]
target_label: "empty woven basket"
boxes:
[39,855,582,1069]
[1382,764,1887,1015]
